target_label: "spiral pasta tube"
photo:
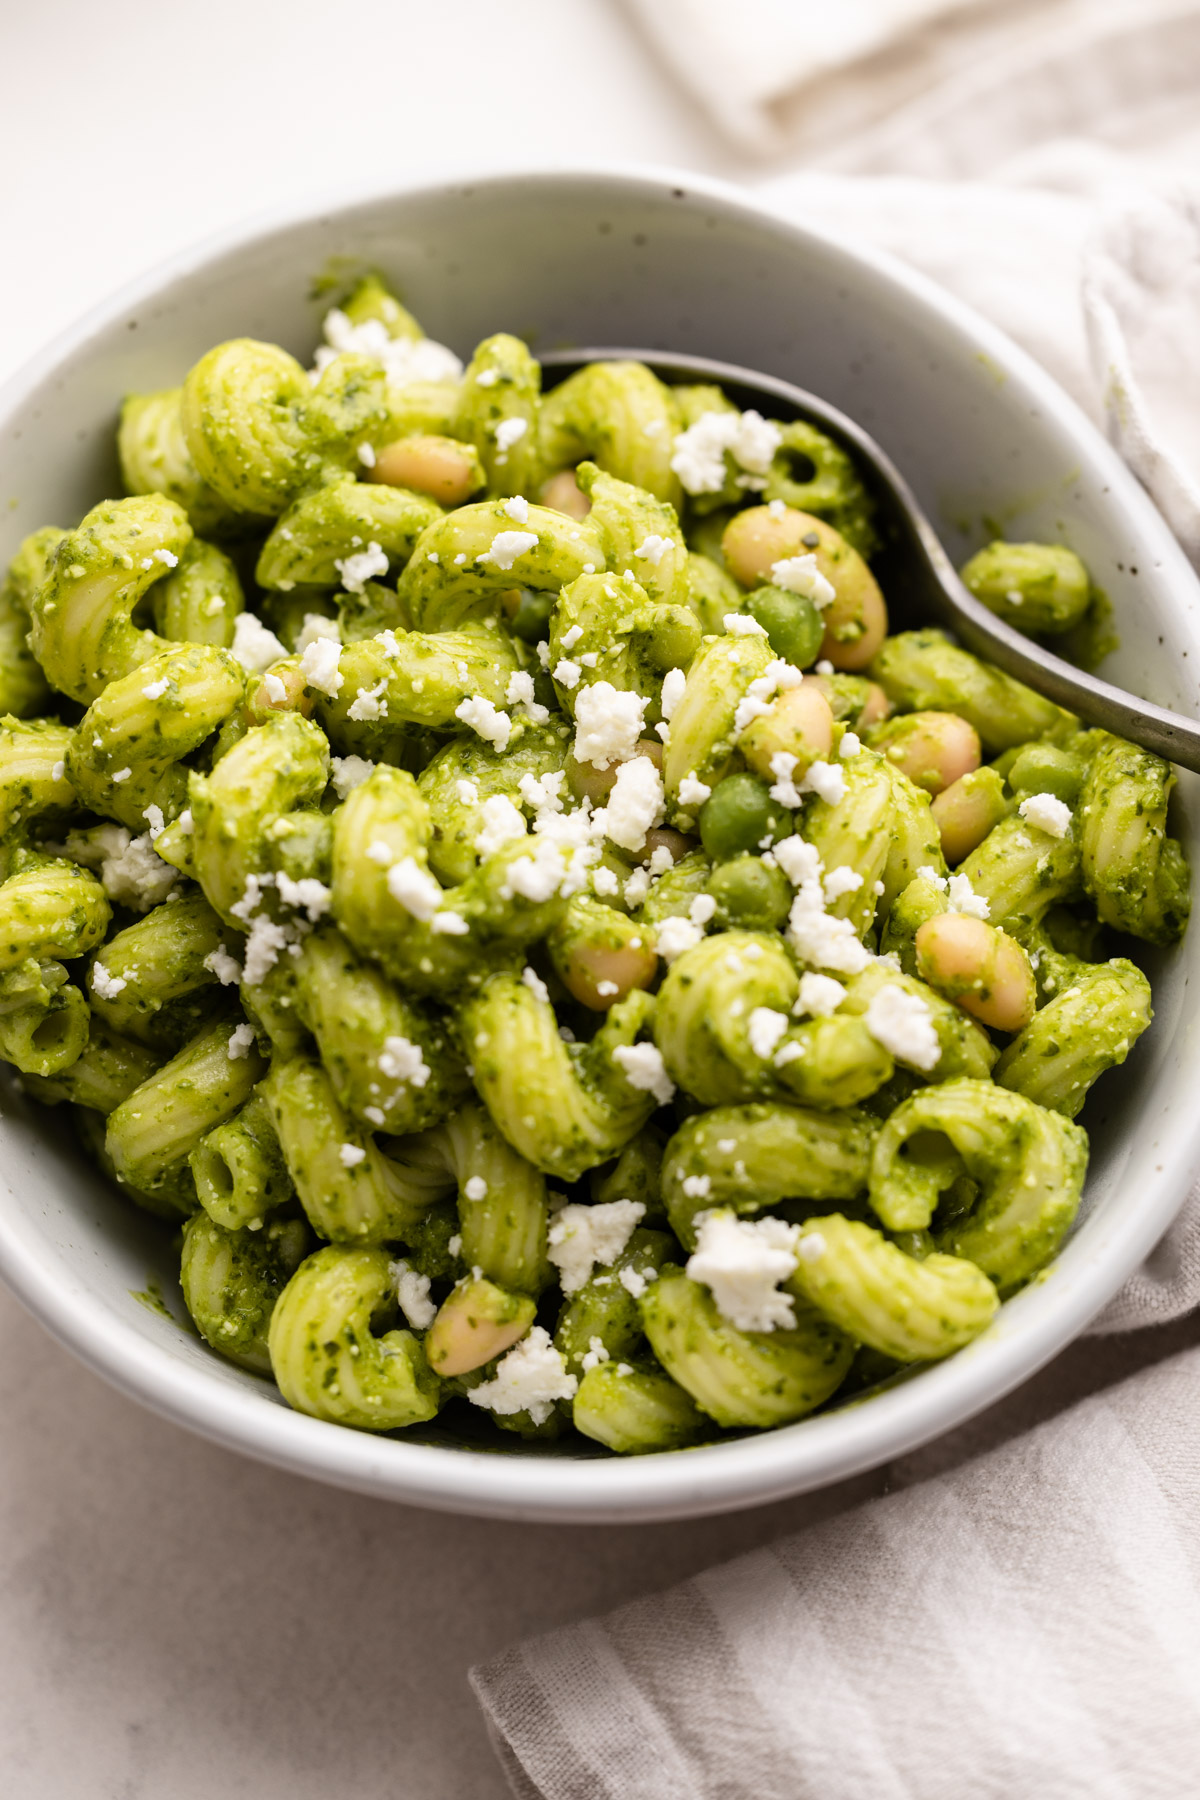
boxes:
[180,1211,309,1373]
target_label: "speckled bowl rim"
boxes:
[1,162,1197,1524]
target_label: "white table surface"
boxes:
[1,6,1193,1795]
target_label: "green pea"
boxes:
[744,585,824,668]
[699,774,792,862]
[1006,741,1087,804]
[706,855,791,931]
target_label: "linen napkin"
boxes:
[474,1335,1200,1799]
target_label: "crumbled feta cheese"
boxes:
[560,625,583,652]
[618,1265,648,1299]
[682,1174,712,1200]
[654,915,705,963]
[91,961,127,1001]
[689,893,717,928]
[548,1199,646,1294]
[612,1041,676,1106]
[456,777,480,806]
[723,612,768,637]
[768,751,804,810]
[519,770,565,819]
[334,541,389,594]
[504,670,541,716]
[298,636,343,698]
[378,1036,431,1087]
[227,1022,256,1060]
[803,760,846,806]
[467,1326,577,1426]
[366,840,394,866]
[591,865,620,897]
[771,553,836,608]
[686,1211,800,1332]
[671,409,782,495]
[787,903,872,976]
[65,825,177,912]
[633,534,675,567]
[1019,792,1072,838]
[478,529,538,575]
[241,915,290,986]
[594,755,664,852]
[386,856,443,921]
[502,495,529,522]
[572,681,647,770]
[142,805,165,841]
[142,676,169,700]
[447,1234,463,1258]
[338,1142,366,1167]
[231,611,288,675]
[521,965,549,1004]
[464,1175,488,1202]
[796,1231,827,1265]
[455,695,511,752]
[357,441,376,469]
[475,794,528,859]
[794,972,846,1017]
[203,945,242,987]
[262,673,288,705]
[773,836,823,887]
[946,872,990,919]
[317,308,462,386]
[431,911,470,936]
[491,417,529,461]
[677,773,712,809]
[274,873,332,922]
[329,755,376,799]
[554,658,582,690]
[390,1259,436,1329]
[204,596,226,617]
[822,865,864,904]
[581,1337,610,1371]
[295,613,342,654]
[747,1007,790,1061]
[865,985,940,1071]
[660,667,687,723]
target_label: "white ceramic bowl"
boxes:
[2,166,1198,1524]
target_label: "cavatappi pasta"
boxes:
[0,274,1186,1452]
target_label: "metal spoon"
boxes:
[542,347,1200,774]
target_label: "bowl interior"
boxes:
[2,167,1199,1522]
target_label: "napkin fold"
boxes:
[474,1338,1200,1799]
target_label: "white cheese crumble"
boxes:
[295,613,342,653]
[654,915,704,963]
[357,442,376,469]
[467,1326,577,1426]
[660,667,686,722]
[633,533,675,566]
[686,1211,800,1333]
[796,1231,827,1265]
[386,856,443,921]
[572,681,647,770]
[865,985,940,1071]
[378,1036,431,1087]
[505,669,547,721]
[822,865,864,903]
[475,794,528,859]
[262,673,287,705]
[794,971,846,1017]
[502,495,529,522]
[677,773,712,809]
[389,1259,436,1330]
[63,824,177,912]
[770,553,836,608]
[455,695,511,752]
[612,1042,676,1106]
[747,1006,790,1061]
[492,417,529,461]
[464,1176,488,1202]
[682,1174,711,1200]
[521,965,550,1004]
[1019,792,1072,838]
[554,658,582,690]
[618,1265,648,1299]
[142,805,165,841]
[594,755,664,852]
[581,1337,611,1371]
[689,893,717,927]
[840,731,862,759]
[723,612,768,638]
[334,541,388,594]
[329,754,376,798]
[478,527,538,571]
[347,678,388,722]
[91,961,126,1000]
[227,1022,256,1061]
[231,613,287,674]
[142,676,169,700]
[274,873,332,922]
[338,1142,366,1168]
[298,636,343,698]
[547,1199,646,1294]
[591,866,619,897]
[204,945,242,987]
[671,409,781,495]
[316,308,462,386]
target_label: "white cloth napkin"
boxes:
[473,1336,1200,1799]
